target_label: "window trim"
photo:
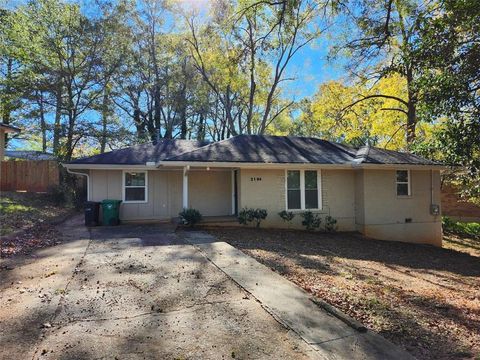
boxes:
[285,169,322,211]
[122,170,148,204]
[396,169,411,197]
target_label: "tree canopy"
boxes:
[1,0,478,198]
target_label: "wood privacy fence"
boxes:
[1,160,59,192]
[441,184,480,222]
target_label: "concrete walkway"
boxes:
[185,231,415,360]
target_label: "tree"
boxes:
[185,0,322,135]
[412,0,480,201]
[296,75,434,149]
[333,0,440,147]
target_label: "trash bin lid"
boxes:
[102,199,122,204]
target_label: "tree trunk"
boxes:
[38,91,47,153]
[2,58,13,147]
[53,81,63,155]
[197,113,205,140]
[406,101,416,145]
[406,68,417,147]
[179,84,188,139]
[100,89,109,153]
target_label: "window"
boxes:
[286,170,321,210]
[287,170,301,209]
[123,171,147,203]
[396,170,410,196]
[304,170,318,209]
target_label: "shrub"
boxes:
[179,208,202,227]
[324,215,337,232]
[301,211,321,231]
[239,208,254,226]
[279,210,295,222]
[442,216,480,238]
[278,210,295,227]
[238,208,268,228]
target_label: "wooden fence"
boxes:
[441,184,480,222]
[0,160,59,192]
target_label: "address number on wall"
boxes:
[250,177,262,182]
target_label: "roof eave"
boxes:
[62,163,158,170]
[158,160,447,170]
[0,124,21,133]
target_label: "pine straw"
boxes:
[209,228,480,360]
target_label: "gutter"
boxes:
[157,160,447,171]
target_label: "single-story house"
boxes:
[63,135,444,246]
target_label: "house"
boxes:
[5,150,56,161]
[63,135,444,246]
[0,122,21,161]
[0,122,21,180]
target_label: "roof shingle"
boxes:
[68,135,441,166]
[69,139,209,165]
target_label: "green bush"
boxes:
[179,208,202,227]
[301,211,321,231]
[324,215,337,232]
[442,216,480,238]
[278,210,295,226]
[238,208,268,228]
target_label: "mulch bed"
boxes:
[209,227,480,360]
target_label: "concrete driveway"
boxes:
[0,217,316,360]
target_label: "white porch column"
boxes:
[182,166,189,209]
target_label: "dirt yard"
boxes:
[209,228,480,360]
[0,191,74,257]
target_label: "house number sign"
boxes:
[250,177,262,182]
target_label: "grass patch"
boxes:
[0,202,36,214]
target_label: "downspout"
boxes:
[65,167,90,201]
[430,169,434,205]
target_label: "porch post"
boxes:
[182,166,189,208]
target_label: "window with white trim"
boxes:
[286,170,321,210]
[396,170,410,196]
[124,171,147,202]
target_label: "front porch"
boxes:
[181,166,238,217]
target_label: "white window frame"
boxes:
[396,169,411,197]
[285,169,322,211]
[122,170,148,204]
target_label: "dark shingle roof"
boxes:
[164,135,440,166]
[68,135,441,166]
[164,135,358,164]
[358,146,440,165]
[69,139,209,165]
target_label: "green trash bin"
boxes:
[101,199,122,226]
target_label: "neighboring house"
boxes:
[63,135,445,246]
[0,122,21,180]
[4,150,56,161]
[0,123,21,161]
